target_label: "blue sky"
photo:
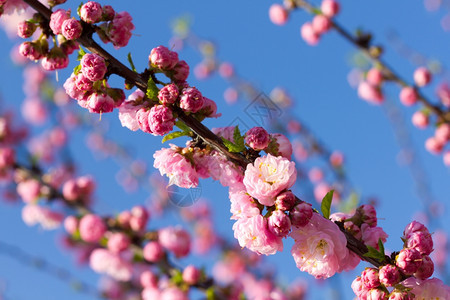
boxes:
[0,0,450,299]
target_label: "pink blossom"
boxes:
[61,18,82,40]
[367,289,388,300]
[179,87,204,113]
[289,202,313,227]
[268,133,293,160]
[403,221,429,239]
[158,226,191,258]
[233,214,283,255]
[290,214,357,279]
[400,277,450,299]
[89,248,132,281]
[0,147,15,169]
[425,136,444,154]
[269,4,289,26]
[268,210,291,237]
[243,154,296,206]
[182,265,201,285]
[41,49,69,71]
[17,179,41,203]
[406,231,433,255]
[300,22,320,46]
[437,83,450,107]
[79,1,102,24]
[435,123,450,143]
[199,97,221,118]
[379,264,400,287]
[396,248,422,275]
[361,268,380,289]
[367,68,384,85]
[399,86,418,106]
[361,224,388,250]
[153,146,199,188]
[143,241,164,262]
[118,98,142,131]
[81,53,107,82]
[413,67,432,87]
[142,288,161,300]
[87,93,114,114]
[17,20,36,38]
[275,191,296,211]
[172,60,190,81]
[245,127,270,150]
[219,62,234,78]
[414,254,434,279]
[140,270,158,288]
[21,98,47,125]
[149,46,179,70]
[312,15,331,34]
[148,105,174,136]
[108,11,135,48]
[79,214,106,242]
[107,233,130,254]
[129,205,149,231]
[358,81,384,104]
[64,216,78,235]
[19,41,43,61]
[22,204,63,230]
[321,0,340,17]
[229,190,260,220]
[160,287,188,300]
[158,83,179,105]
[49,8,70,35]
[351,277,368,299]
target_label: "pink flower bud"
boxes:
[406,231,433,255]
[180,87,204,113]
[107,11,135,49]
[245,127,270,150]
[300,22,320,46]
[269,4,289,26]
[62,18,82,40]
[367,68,383,85]
[81,53,107,82]
[143,241,164,262]
[41,48,69,71]
[136,108,152,133]
[102,5,115,21]
[361,268,380,289]
[268,133,293,160]
[357,204,377,227]
[0,147,15,169]
[149,46,179,70]
[199,97,221,118]
[321,0,340,17]
[130,205,149,231]
[148,105,175,136]
[367,288,388,300]
[412,111,429,129]
[158,83,179,105]
[50,8,70,35]
[79,214,106,242]
[289,202,313,227]
[312,15,331,34]
[218,62,234,78]
[19,42,43,61]
[396,248,422,275]
[413,254,434,279]
[379,264,400,287]
[158,226,191,258]
[172,60,190,81]
[117,211,131,228]
[63,215,78,235]
[330,151,344,167]
[268,210,292,237]
[140,270,158,288]
[107,232,130,254]
[358,81,384,104]
[17,20,36,38]
[352,277,369,299]
[435,123,450,143]
[399,86,418,106]
[425,137,444,154]
[275,191,296,211]
[414,67,432,87]
[182,265,201,285]
[87,93,114,114]
[62,179,81,201]
[17,179,41,203]
[388,290,414,300]
[79,1,103,24]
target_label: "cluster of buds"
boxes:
[300,0,339,45]
[352,221,435,299]
[358,68,385,105]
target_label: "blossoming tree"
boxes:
[0,0,450,299]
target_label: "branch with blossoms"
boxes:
[270,0,450,165]
[2,0,450,298]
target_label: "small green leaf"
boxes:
[171,270,183,285]
[233,125,245,150]
[206,287,215,300]
[222,137,242,153]
[146,77,159,101]
[175,120,191,133]
[162,131,190,143]
[364,245,385,262]
[378,239,385,256]
[320,190,334,219]
[73,64,81,75]
[77,46,86,61]
[127,53,137,73]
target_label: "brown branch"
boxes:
[23,0,387,269]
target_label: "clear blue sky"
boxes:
[0,0,449,299]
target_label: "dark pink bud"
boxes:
[136,108,152,133]
[379,264,400,287]
[172,60,190,81]
[406,231,433,255]
[63,215,78,235]
[50,8,70,35]
[399,86,418,106]
[148,105,175,136]
[62,18,82,40]
[435,124,450,144]
[300,22,320,46]
[158,226,191,258]
[245,127,270,150]
[0,147,15,169]
[158,83,179,105]
[425,137,444,154]
[269,4,289,26]
[101,5,115,21]
[149,46,179,70]
[289,202,313,227]
[79,214,106,242]
[79,1,103,23]
[182,265,201,285]
[414,67,432,87]
[62,179,81,201]
[268,210,292,237]
[80,53,107,82]
[367,68,383,85]
[312,15,331,34]
[143,241,164,262]
[180,87,204,113]
[361,268,380,289]
[321,0,340,17]
[413,254,434,279]
[275,191,296,211]
[87,93,114,114]
[41,48,69,71]
[107,232,130,254]
[412,111,429,129]
[17,20,37,38]
[130,205,149,231]
[396,248,422,275]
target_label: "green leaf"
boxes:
[162,131,190,143]
[127,53,137,73]
[175,120,190,133]
[206,287,215,300]
[364,245,385,262]
[146,77,159,101]
[171,270,183,285]
[233,125,245,150]
[73,64,81,75]
[320,190,334,219]
[378,239,385,256]
[222,137,242,153]
[77,46,86,61]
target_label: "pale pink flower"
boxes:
[233,214,283,255]
[153,146,199,188]
[89,248,132,281]
[22,204,63,230]
[411,111,428,128]
[229,190,260,220]
[300,22,320,46]
[400,277,450,299]
[21,98,47,125]
[158,226,191,258]
[268,133,293,160]
[269,4,289,26]
[290,213,358,278]
[17,178,41,203]
[413,67,432,87]
[160,287,188,300]
[243,154,297,206]
[361,224,388,250]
